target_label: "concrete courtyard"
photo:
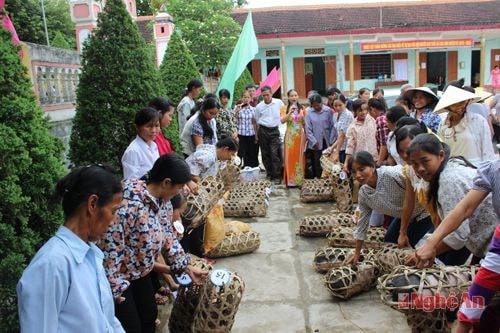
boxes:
[161,186,411,333]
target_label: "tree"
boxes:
[51,31,70,49]
[159,31,200,152]
[136,0,168,16]
[69,0,164,169]
[233,67,254,106]
[5,0,75,49]
[168,0,241,71]
[0,28,66,332]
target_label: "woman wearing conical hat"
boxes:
[434,85,495,166]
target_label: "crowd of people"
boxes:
[16,75,500,333]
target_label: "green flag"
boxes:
[217,12,258,106]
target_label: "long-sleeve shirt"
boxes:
[17,226,125,333]
[458,225,500,324]
[99,179,190,297]
[177,96,195,134]
[121,136,159,180]
[305,105,336,150]
[345,116,378,161]
[354,165,429,241]
[332,109,354,151]
[437,159,498,257]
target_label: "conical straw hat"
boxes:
[432,85,481,114]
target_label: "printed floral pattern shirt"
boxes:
[216,106,237,139]
[99,179,190,297]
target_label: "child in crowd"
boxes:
[122,107,160,180]
[235,91,259,168]
[385,106,409,166]
[357,87,371,102]
[403,87,441,133]
[344,99,378,172]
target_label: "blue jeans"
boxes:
[384,216,433,247]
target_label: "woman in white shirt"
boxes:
[177,79,203,134]
[435,86,495,166]
[121,107,160,180]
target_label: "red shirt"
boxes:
[155,131,174,155]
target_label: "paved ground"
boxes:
[161,186,411,333]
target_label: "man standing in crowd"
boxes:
[246,84,259,107]
[255,85,284,184]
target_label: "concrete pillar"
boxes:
[415,49,420,87]
[281,41,287,97]
[479,36,486,87]
[349,40,354,95]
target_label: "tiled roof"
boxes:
[232,0,500,36]
[135,15,155,42]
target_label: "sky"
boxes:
[245,0,421,8]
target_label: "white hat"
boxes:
[432,86,481,114]
[403,87,439,104]
[474,89,492,102]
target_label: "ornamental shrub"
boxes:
[233,67,255,106]
[0,28,66,332]
[159,31,201,151]
[69,0,164,169]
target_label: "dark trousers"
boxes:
[180,224,205,257]
[115,274,157,333]
[339,150,346,164]
[258,126,282,179]
[384,216,433,247]
[306,149,323,179]
[238,135,259,168]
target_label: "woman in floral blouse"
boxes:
[216,89,237,140]
[99,153,208,333]
[280,89,306,187]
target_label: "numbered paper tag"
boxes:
[233,156,241,166]
[265,187,273,196]
[173,220,184,234]
[176,272,192,286]
[332,165,340,173]
[339,171,346,180]
[219,161,227,170]
[210,269,231,286]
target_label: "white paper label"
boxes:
[173,220,184,234]
[176,272,192,286]
[210,269,231,286]
[339,171,346,180]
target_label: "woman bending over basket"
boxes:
[346,151,433,266]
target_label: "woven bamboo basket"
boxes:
[314,247,377,273]
[298,213,353,237]
[299,178,334,203]
[375,245,415,275]
[217,159,241,190]
[205,231,260,258]
[168,284,204,333]
[327,226,386,249]
[192,272,245,333]
[324,263,380,300]
[377,265,478,312]
[183,176,225,230]
[230,180,272,191]
[190,256,215,272]
[320,156,353,212]
[223,195,268,217]
[405,310,450,333]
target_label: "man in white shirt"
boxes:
[255,86,284,184]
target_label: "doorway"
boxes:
[304,57,326,96]
[427,52,447,90]
[471,50,480,88]
[266,58,281,98]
